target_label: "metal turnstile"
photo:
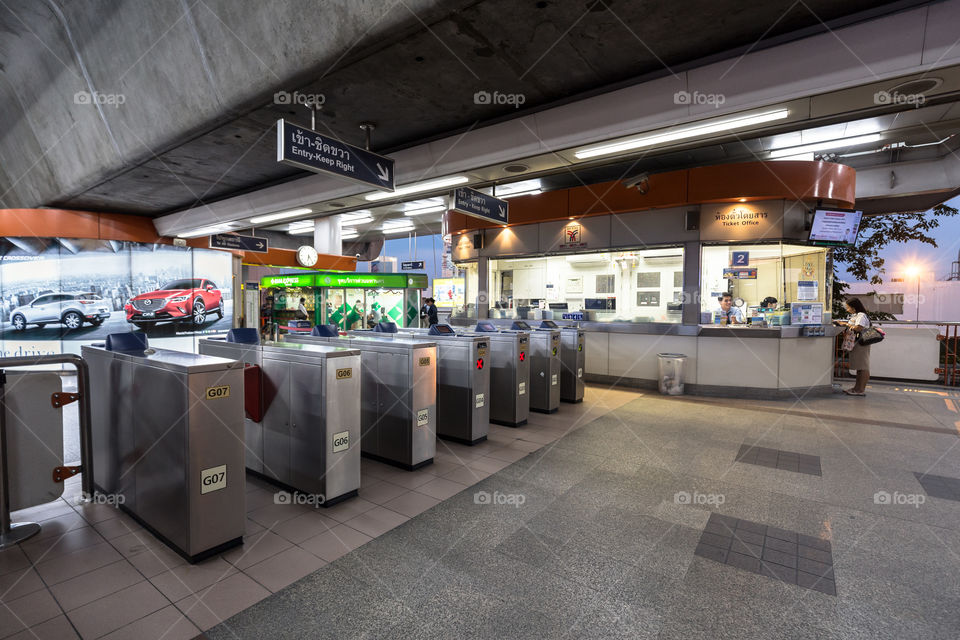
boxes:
[555,325,585,403]
[513,321,560,413]
[286,333,437,470]
[376,325,490,445]
[82,335,245,562]
[472,321,530,427]
[199,334,362,505]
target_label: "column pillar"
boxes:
[313,215,342,255]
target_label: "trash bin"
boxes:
[657,353,687,395]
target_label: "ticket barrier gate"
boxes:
[286,332,437,470]
[199,330,362,505]
[371,325,491,445]
[82,334,245,562]
[512,320,560,413]
[539,321,585,403]
[473,321,531,427]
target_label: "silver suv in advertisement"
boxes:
[10,292,112,331]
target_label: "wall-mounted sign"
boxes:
[797,280,819,301]
[210,233,268,253]
[450,187,508,223]
[561,312,585,320]
[401,261,425,270]
[276,119,395,191]
[432,278,464,308]
[560,222,587,250]
[723,267,758,279]
[260,272,428,289]
[700,202,784,241]
[731,251,749,266]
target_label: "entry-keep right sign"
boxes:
[450,187,509,224]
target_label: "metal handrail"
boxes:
[0,354,94,548]
[833,320,960,386]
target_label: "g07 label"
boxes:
[200,465,227,494]
[205,385,230,400]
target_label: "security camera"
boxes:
[623,172,650,194]
[355,253,361,259]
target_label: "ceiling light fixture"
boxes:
[574,109,790,160]
[176,224,235,239]
[365,176,469,201]
[250,207,312,224]
[404,205,446,216]
[768,133,882,158]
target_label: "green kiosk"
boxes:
[261,271,429,331]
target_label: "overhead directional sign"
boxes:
[210,233,269,253]
[276,119,395,191]
[402,261,425,270]
[450,187,508,224]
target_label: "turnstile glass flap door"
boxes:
[82,342,246,562]
[285,334,437,470]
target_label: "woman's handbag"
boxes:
[858,326,885,346]
[842,329,858,352]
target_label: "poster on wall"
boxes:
[432,278,465,308]
[0,241,233,357]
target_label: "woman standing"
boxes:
[840,297,872,396]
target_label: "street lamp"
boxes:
[904,265,921,324]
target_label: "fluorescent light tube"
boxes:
[768,133,882,158]
[250,208,312,224]
[176,224,235,238]
[365,176,469,201]
[574,109,790,160]
[404,205,446,216]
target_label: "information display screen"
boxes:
[475,322,498,332]
[809,209,863,247]
[431,324,455,334]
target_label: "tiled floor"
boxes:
[735,444,823,476]
[2,384,637,639]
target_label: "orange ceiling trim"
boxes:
[445,160,856,234]
[0,208,354,271]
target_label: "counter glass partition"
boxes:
[700,243,830,324]
[487,247,685,322]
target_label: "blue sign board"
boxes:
[731,251,749,266]
[561,312,585,321]
[210,233,268,253]
[451,187,508,224]
[276,119,395,192]
[401,261,425,270]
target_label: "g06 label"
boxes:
[419,357,431,367]
[417,408,429,427]
[336,368,353,380]
[205,385,230,400]
[332,431,350,452]
[200,465,227,494]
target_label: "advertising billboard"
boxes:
[0,241,233,357]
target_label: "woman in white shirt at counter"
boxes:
[838,297,872,396]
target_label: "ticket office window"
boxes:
[700,243,829,320]
[487,247,684,323]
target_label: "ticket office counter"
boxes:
[452,213,839,398]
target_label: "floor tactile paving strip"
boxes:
[914,472,960,502]
[695,513,836,596]
[735,444,822,476]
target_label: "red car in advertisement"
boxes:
[126,278,224,328]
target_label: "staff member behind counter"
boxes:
[716,292,744,325]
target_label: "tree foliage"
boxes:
[832,203,959,319]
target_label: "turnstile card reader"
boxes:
[559,328,585,403]
[390,327,490,445]
[199,338,362,505]
[529,327,561,413]
[82,339,245,563]
[285,334,437,470]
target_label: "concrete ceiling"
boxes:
[0,0,925,216]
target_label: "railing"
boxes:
[834,320,960,387]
